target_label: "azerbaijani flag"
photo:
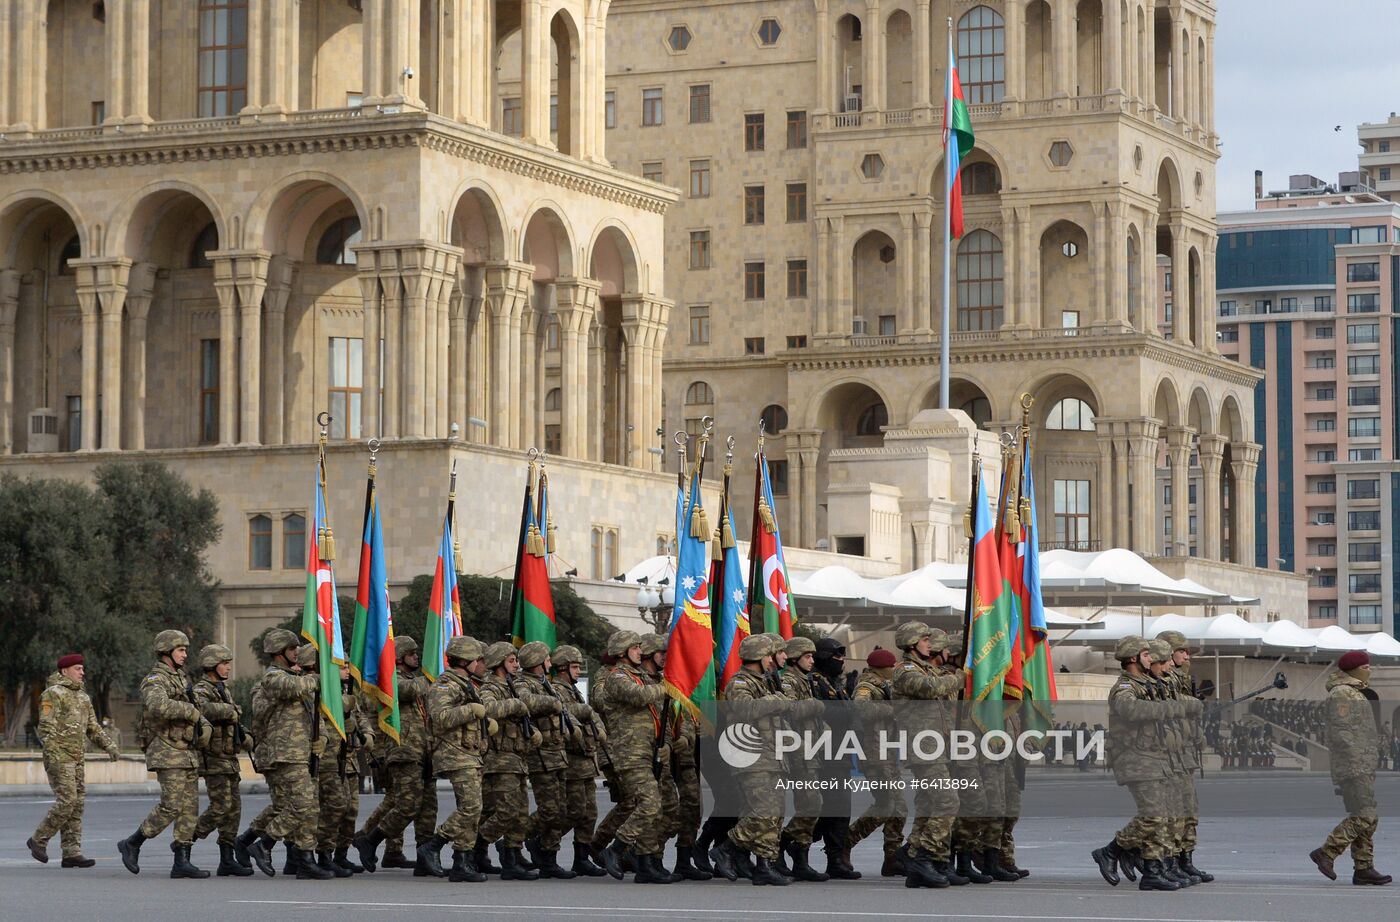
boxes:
[943,31,975,240]
[966,464,1015,702]
[713,498,750,692]
[422,481,462,681]
[300,452,346,739]
[998,454,1026,700]
[664,468,717,724]
[348,469,400,742]
[510,464,557,647]
[1018,440,1057,716]
[748,454,795,638]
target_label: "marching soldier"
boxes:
[891,622,963,889]
[27,653,119,868]
[1149,636,1200,887]
[1311,651,1391,885]
[778,635,829,882]
[191,644,252,877]
[417,635,493,883]
[637,633,684,883]
[475,640,556,880]
[810,637,860,880]
[665,656,711,881]
[235,633,329,880]
[597,630,674,884]
[518,640,577,879]
[119,630,211,879]
[298,646,369,878]
[1156,629,1212,884]
[848,648,906,876]
[550,644,610,877]
[710,634,791,887]
[588,649,630,866]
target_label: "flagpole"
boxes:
[939,17,954,409]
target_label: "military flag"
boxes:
[1018,427,1058,716]
[665,433,718,723]
[712,472,750,692]
[965,462,1015,702]
[510,456,558,648]
[997,442,1026,700]
[943,27,975,240]
[348,449,400,742]
[300,427,346,739]
[422,463,464,681]
[748,440,795,638]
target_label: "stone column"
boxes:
[0,7,12,129]
[126,0,152,124]
[914,0,932,108]
[104,0,128,123]
[1141,209,1159,332]
[1016,206,1035,329]
[1128,418,1161,553]
[1230,441,1261,567]
[1093,202,1109,324]
[235,253,270,445]
[1141,0,1155,110]
[1202,237,1218,352]
[1165,426,1193,556]
[914,211,933,332]
[833,217,852,336]
[1003,0,1023,102]
[1104,0,1123,94]
[262,257,295,445]
[10,3,46,130]
[519,298,541,449]
[1052,0,1075,98]
[863,0,883,113]
[73,260,132,451]
[815,220,832,336]
[1111,426,1131,549]
[211,260,239,445]
[73,274,100,451]
[1197,432,1225,560]
[400,253,430,438]
[589,321,604,461]
[379,254,404,439]
[1204,25,1215,134]
[554,277,600,459]
[484,261,533,448]
[0,271,18,453]
[1095,431,1117,549]
[263,0,301,114]
[1184,19,1198,129]
[1169,5,1184,120]
[790,430,822,548]
[898,213,916,335]
[522,0,546,142]
[448,276,468,435]
[242,0,265,113]
[620,297,648,468]
[435,253,458,438]
[1170,222,1189,343]
[362,0,386,103]
[1106,202,1127,327]
[356,258,383,439]
[123,263,156,450]
[816,0,833,113]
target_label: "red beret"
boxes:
[868,649,897,669]
[1338,651,1370,672]
[57,654,84,670]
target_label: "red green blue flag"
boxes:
[1018,439,1057,718]
[748,453,794,638]
[300,443,345,739]
[665,464,717,723]
[423,467,463,681]
[966,464,1015,702]
[944,31,975,239]
[348,462,400,742]
[510,461,558,648]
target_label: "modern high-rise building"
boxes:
[1215,174,1400,636]
[605,0,1262,569]
[1359,112,1400,203]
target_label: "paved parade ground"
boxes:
[3,774,1397,922]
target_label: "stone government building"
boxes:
[0,1,1277,671]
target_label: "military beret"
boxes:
[1114,635,1149,662]
[518,641,551,669]
[785,636,816,658]
[1156,630,1189,652]
[640,633,669,656]
[57,653,84,671]
[867,649,897,669]
[1339,650,1370,672]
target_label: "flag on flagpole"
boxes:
[665,452,717,724]
[966,463,1015,703]
[423,464,463,681]
[997,445,1026,700]
[748,448,795,638]
[348,453,400,742]
[943,29,976,240]
[1019,434,1058,716]
[712,486,750,692]
[301,434,346,739]
[510,459,558,648]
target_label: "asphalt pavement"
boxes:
[2,777,1397,922]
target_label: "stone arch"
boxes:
[550,8,584,156]
[1025,0,1053,99]
[851,229,899,336]
[1017,368,1105,424]
[884,9,914,110]
[520,202,576,282]
[112,181,226,262]
[834,13,865,112]
[1156,157,1183,213]
[1219,394,1245,443]
[913,375,996,429]
[1152,376,1181,428]
[0,191,88,269]
[923,138,1012,201]
[806,377,895,433]
[449,181,509,264]
[1038,220,1090,329]
[1076,0,1104,95]
[247,171,370,257]
[1125,222,1143,329]
[1187,386,1213,435]
[587,222,642,297]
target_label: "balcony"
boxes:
[810,94,1181,136]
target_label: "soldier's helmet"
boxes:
[518,641,551,669]
[926,628,950,653]
[894,621,932,650]
[1114,635,1149,662]
[396,636,420,661]
[738,634,772,663]
[296,644,318,670]
[784,636,816,658]
[198,643,234,670]
[153,629,191,654]
[606,630,642,658]
[263,628,300,656]
[1156,630,1189,653]
[446,635,484,663]
[640,633,669,656]
[1147,639,1172,664]
[551,644,583,667]
[483,641,518,669]
[945,632,965,658]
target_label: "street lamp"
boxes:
[636,579,674,630]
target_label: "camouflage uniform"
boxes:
[316,680,374,856]
[890,631,961,862]
[724,661,790,862]
[779,644,827,849]
[374,657,436,849]
[137,660,206,846]
[590,661,632,850]
[428,663,491,853]
[601,648,671,859]
[1108,653,1191,862]
[551,651,606,852]
[848,665,906,858]
[1319,669,1381,870]
[519,643,571,855]
[476,646,559,852]
[192,654,244,849]
[247,658,321,851]
[669,706,702,848]
[32,671,118,859]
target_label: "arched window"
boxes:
[956,6,1005,104]
[544,322,561,351]
[545,388,562,412]
[855,402,888,436]
[282,513,305,569]
[248,514,272,570]
[959,396,992,428]
[961,161,1001,195]
[685,381,713,405]
[760,404,788,435]
[57,235,82,275]
[1046,397,1096,431]
[316,216,362,265]
[189,222,219,269]
[956,230,1004,331]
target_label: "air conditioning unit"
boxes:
[851,317,868,335]
[27,408,59,453]
[843,94,863,113]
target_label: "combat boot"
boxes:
[245,834,277,877]
[903,849,950,889]
[353,827,386,872]
[118,829,148,875]
[773,835,795,878]
[750,855,791,886]
[571,841,607,877]
[826,847,861,880]
[296,848,333,880]
[282,845,298,876]
[982,849,1021,882]
[217,843,254,877]
[939,856,970,886]
[1119,848,1141,882]
[474,837,500,875]
[415,834,449,878]
[334,846,364,874]
[709,839,743,881]
[601,840,629,880]
[1138,858,1180,891]
[170,843,211,879]
[956,850,993,884]
[690,841,715,876]
[880,845,904,877]
[1180,851,1213,883]
[735,848,756,879]
[232,828,259,870]
[500,846,540,881]
[1310,847,1337,880]
[26,837,48,864]
[1353,867,1392,886]
[382,847,415,869]
[319,850,353,878]
[538,850,577,879]
[60,855,96,868]
[1164,855,1195,887]
[1091,839,1122,886]
[675,845,713,880]
[448,849,486,883]
[633,853,675,884]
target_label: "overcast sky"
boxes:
[1214,0,1400,213]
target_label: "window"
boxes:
[91,100,105,125]
[1314,324,1334,339]
[1314,479,1337,494]
[786,110,808,149]
[1347,354,1380,375]
[786,183,808,222]
[856,403,888,436]
[502,96,523,135]
[1188,484,1197,504]
[642,161,664,183]
[282,513,305,570]
[1048,141,1073,167]
[544,424,561,455]
[605,90,616,128]
[1346,262,1380,283]
[758,18,782,45]
[314,216,362,266]
[328,337,363,440]
[1349,226,1387,244]
[199,339,219,444]
[1279,297,1297,313]
[642,87,664,126]
[871,314,891,336]
[1053,480,1092,550]
[1347,323,1379,344]
[1349,448,1380,461]
[688,230,711,269]
[1348,511,1381,532]
[198,1,248,117]
[787,259,808,298]
[743,185,766,225]
[1254,298,1271,314]
[761,404,788,435]
[1349,605,1382,625]
[543,322,560,351]
[744,261,766,299]
[346,92,363,108]
[1316,543,1336,556]
[1347,478,1380,499]
[550,94,558,133]
[744,337,766,356]
[65,395,81,452]
[684,417,713,461]
[961,161,1001,195]
[249,515,272,570]
[1382,168,1393,182]
[1314,418,1336,432]
[1219,329,1239,343]
[786,335,808,349]
[668,25,692,51]
[57,235,81,275]
[1313,386,1334,400]
[954,230,1004,331]
[1314,296,1333,312]
[1347,417,1380,437]
[1348,386,1380,406]
[689,159,711,197]
[590,526,619,580]
[1383,140,1392,153]
[1347,293,1380,313]
[1315,449,1336,463]
[1046,397,1095,431]
[744,113,765,151]
[956,6,1006,104]
[689,84,711,123]
[1348,542,1382,563]
[1318,572,1338,588]
[1218,300,1237,316]
[1316,605,1337,619]
[767,459,789,494]
[689,306,710,345]
[861,153,885,178]
[1313,354,1334,368]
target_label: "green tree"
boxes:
[247,596,356,666]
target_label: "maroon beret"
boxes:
[57,653,84,670]
[867,649,897,669]
[1338,651,1370,672]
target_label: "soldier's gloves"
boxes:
[486,718,500,737]
[108,749,120,762]
[794,699,824,720]
[505,698,529,718]
[527,727,543,747]
[573,703,595,721]
[670,733,692,753]
[194,719,213,750]
[179,702,203,723]
[645,684,669,704]
[534,697,562,716]
[465,702,487,720]
[311,735,327,758]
